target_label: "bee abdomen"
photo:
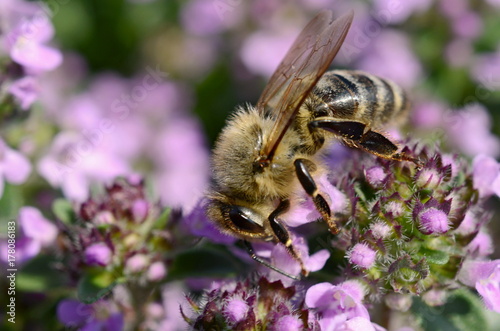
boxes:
[312,70,409,127]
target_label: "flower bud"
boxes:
[365,166,387,188]
[348,243,376,269]
[223,298,248,323]
[418,208,449,235]
[84,243,112,266]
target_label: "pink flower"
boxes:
[5,8,62,73]
[357,30,422,88]
[8,76,38,109]
[447,104,500,157]
[472,154,500,198]
[458,260,500,313]
[305,280,377,330]
[240,29,297,78]
[281,174,347,227]
[0,139,31,198]
[0,207,57,265]
[84,243,112,266]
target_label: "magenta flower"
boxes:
[472,48,500,90]
[472,154,500,198]
[0,139,31,198]
[458,260,500,313]
[153,117,210,212]
[8,76,38,109]
[281,173,347,227]
[57,299,124,331]
[357,30,422,88]
[5,8,62,73]
[1,206,57,265]
[84,243,112,267]
[374,0,433,23]
[147,262,167,282]
[240,29,297,78]
[181,0,243,36]
[263,235,330,285]
[125,254,150,274]
[305,280,374,330]
[447,104,500,158]
[37,132,131,201]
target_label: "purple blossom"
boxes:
[0,206,57,265]
[223,297,249,323]
[418,208,450,235]
[56,299,124,330]
[466,230,494,257]
[357,30,422,88]
[281,173,347,227]
[8,76,38,109]
[458,260,500,313]
[374,0,433,24]
[240,29,297,78]
[369,222,392,239]
[471,48,500,90]
[305,280,372,330]
[147,261,167,282]
[365,166,387,188]
[125,254,149,273]
[411,100,446,129]
[0,138,32,198]
[451,11,483,39]
[37,131,131,201]
[153,117,210,212]
[181,0,243,36]
[348,243,377,269]
[447,104,500,158]
[84,243,112,267]
[472,154,500,198]
[4,6,62,73]
[264,235,330,285]
[183,199,235,244]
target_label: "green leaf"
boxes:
[52,198,76,224]
[77,270,120,304]
[168,246,244,279]
[412,289,488,331]
[419,247,449,265]
[16,255,66,292]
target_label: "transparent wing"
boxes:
[257,10,353,161]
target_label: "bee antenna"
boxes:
[243,241,302,281]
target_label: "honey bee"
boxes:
[206,10,418,279]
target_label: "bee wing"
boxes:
[257,10,353,161]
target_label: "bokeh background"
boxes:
[1,0,500,329]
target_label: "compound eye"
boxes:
[228,206,265,233]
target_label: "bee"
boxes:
[206,10,419,279]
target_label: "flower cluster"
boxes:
[322,142,496,308]
[184,277,319,330]
[58,177,170,288]
[0,0,62,110]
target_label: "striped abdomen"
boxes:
[311,70,409,127]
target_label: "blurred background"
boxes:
[1,0,500,329]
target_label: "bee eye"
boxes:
[228,206,264,233]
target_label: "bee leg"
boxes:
[356,130,422,166]
[268,199,309,277]
[310,119,421,166]
[294,158,339,235]
[243,241,301,281]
